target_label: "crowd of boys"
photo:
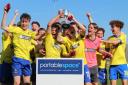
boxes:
[0,4,128,85]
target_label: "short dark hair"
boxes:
[109,20,124,29]
[51,22,61,30]
[20,13,31,21]
[88,23,98,30]
[38,27,46,32]
[31,21,40,27]
[97,27,105,36]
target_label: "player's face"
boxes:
[78,29,85,38]
[96,30,104,38]
[63,29,69,36]
[88,24,96,36]
[32,24,40,31]
[63,28,74,39]
[21,18,30,30]
[52,27,58,38]
[39,30,46,36]
[111,25,120,35]
[52,27,57,35]
[68,28,75,39]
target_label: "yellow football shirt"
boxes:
[108,33,127,65]
[45,33,67,58]
[73,38,87,65]
[62,36,73,52]
[62,36,87,64]
[97,43,106,68]
[1,32,14,63]
[8,25,36,61]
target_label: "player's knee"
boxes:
[14,81,20,85]
[24,80,31,84]
[23,76,30,83]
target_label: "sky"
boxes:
[0,0,128,51]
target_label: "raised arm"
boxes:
[1,5,10,31]
[9,10,19,26]
[68,13,85,38]
[86,12,93,23]
[1,8,8,30]
[98,48,112,59]
[47,15,60,34]
[34,15,60,40]
[73,16,86,32]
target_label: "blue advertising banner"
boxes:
[38,59,83,74]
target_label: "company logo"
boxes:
[38,59,83,74]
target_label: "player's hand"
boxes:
[14,10,19,16]
[69,50,76,56]
[86,12,91,17]
[4,3,11,13]
[68,12,74,21]
[103,52,112,59]
[58,9,64,18]
[39,48,46,56]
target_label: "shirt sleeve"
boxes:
[30,31,36,39]
[119,33,126,45]
[61,45,68,56]
[97,38,102,51]
[62,37,72,44]
[8,25,18,33]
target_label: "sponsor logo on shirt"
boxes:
[19,35,31,40]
